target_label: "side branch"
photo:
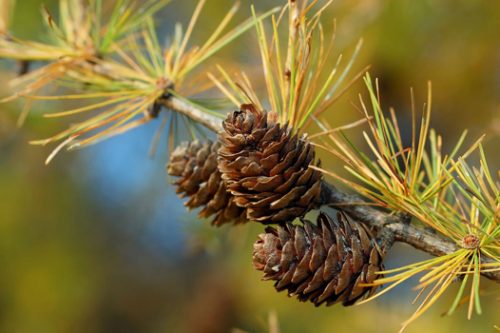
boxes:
[322,183,500,282]
[160,97,223,133]
[160,97,499,282]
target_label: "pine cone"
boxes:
[253,212,383,306]
[167,140,246,226]
[218,104,323,224]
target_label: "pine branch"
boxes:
[160,102,500,282]
[321,183,499,282]
[159,97,222,133]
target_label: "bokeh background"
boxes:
[0,0,499,332]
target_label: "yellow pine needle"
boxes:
[457,267,500,274]
[308,0,334,24]
[467,254,479,319]
[372,255,458,286]
[218,70,247,105]
[196,1,240,56]
[240,72,264,111]
[302,38,364,129]
[447,260,474,316]
[0,8,6,33]
[142,30,162,75]
[416,252,469,288]
[379,254,459,275]
[72,95,158,147]
[271,15,286,111]
[0,0,15,34]
[408,82,432,193]
[71,117,150,150]
[16,99,33,127]
[310,143,351,165]
[410,285,428,306]
[85,52,157,85]
[8,59,66,89]
[252,5,279,119]
[474,170,495,208]
[479,149,498,196]
[302,20,336,107]
[289,35,311,124]
[25,90,145,100]
[448,136,486,174]
[44,136,76,165]
[481,248,500,260]
[344,160,388,193]
[284,0,298,123]
[307,65,370,127]
[31,96,147,146]
[399,272,455,333]
[310,121,366,165]
[43,95,136,118]
[310,165,381,203]
[308,117,370,139]
[59,0,86,45]
[101,44,157,82]
[207,73,241,107]
[0,38,79,60]
[172,0,206,76]
[356,273,413,306]
[1,64,69,103]
[362,131,401,184]
[113,46,149,79]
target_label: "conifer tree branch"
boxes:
[159,97,223,133]
[159,103,499,282]
[321,183,500,282]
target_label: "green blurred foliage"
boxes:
[0,0,498,332]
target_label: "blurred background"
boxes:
[0,0,499,332]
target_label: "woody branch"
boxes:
[159,98,500,282]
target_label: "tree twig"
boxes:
[160,97,223,133]
[321,183,500,282]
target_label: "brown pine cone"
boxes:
[218,104,323,224]
[253,211,383,306]
[167,140,246,226]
